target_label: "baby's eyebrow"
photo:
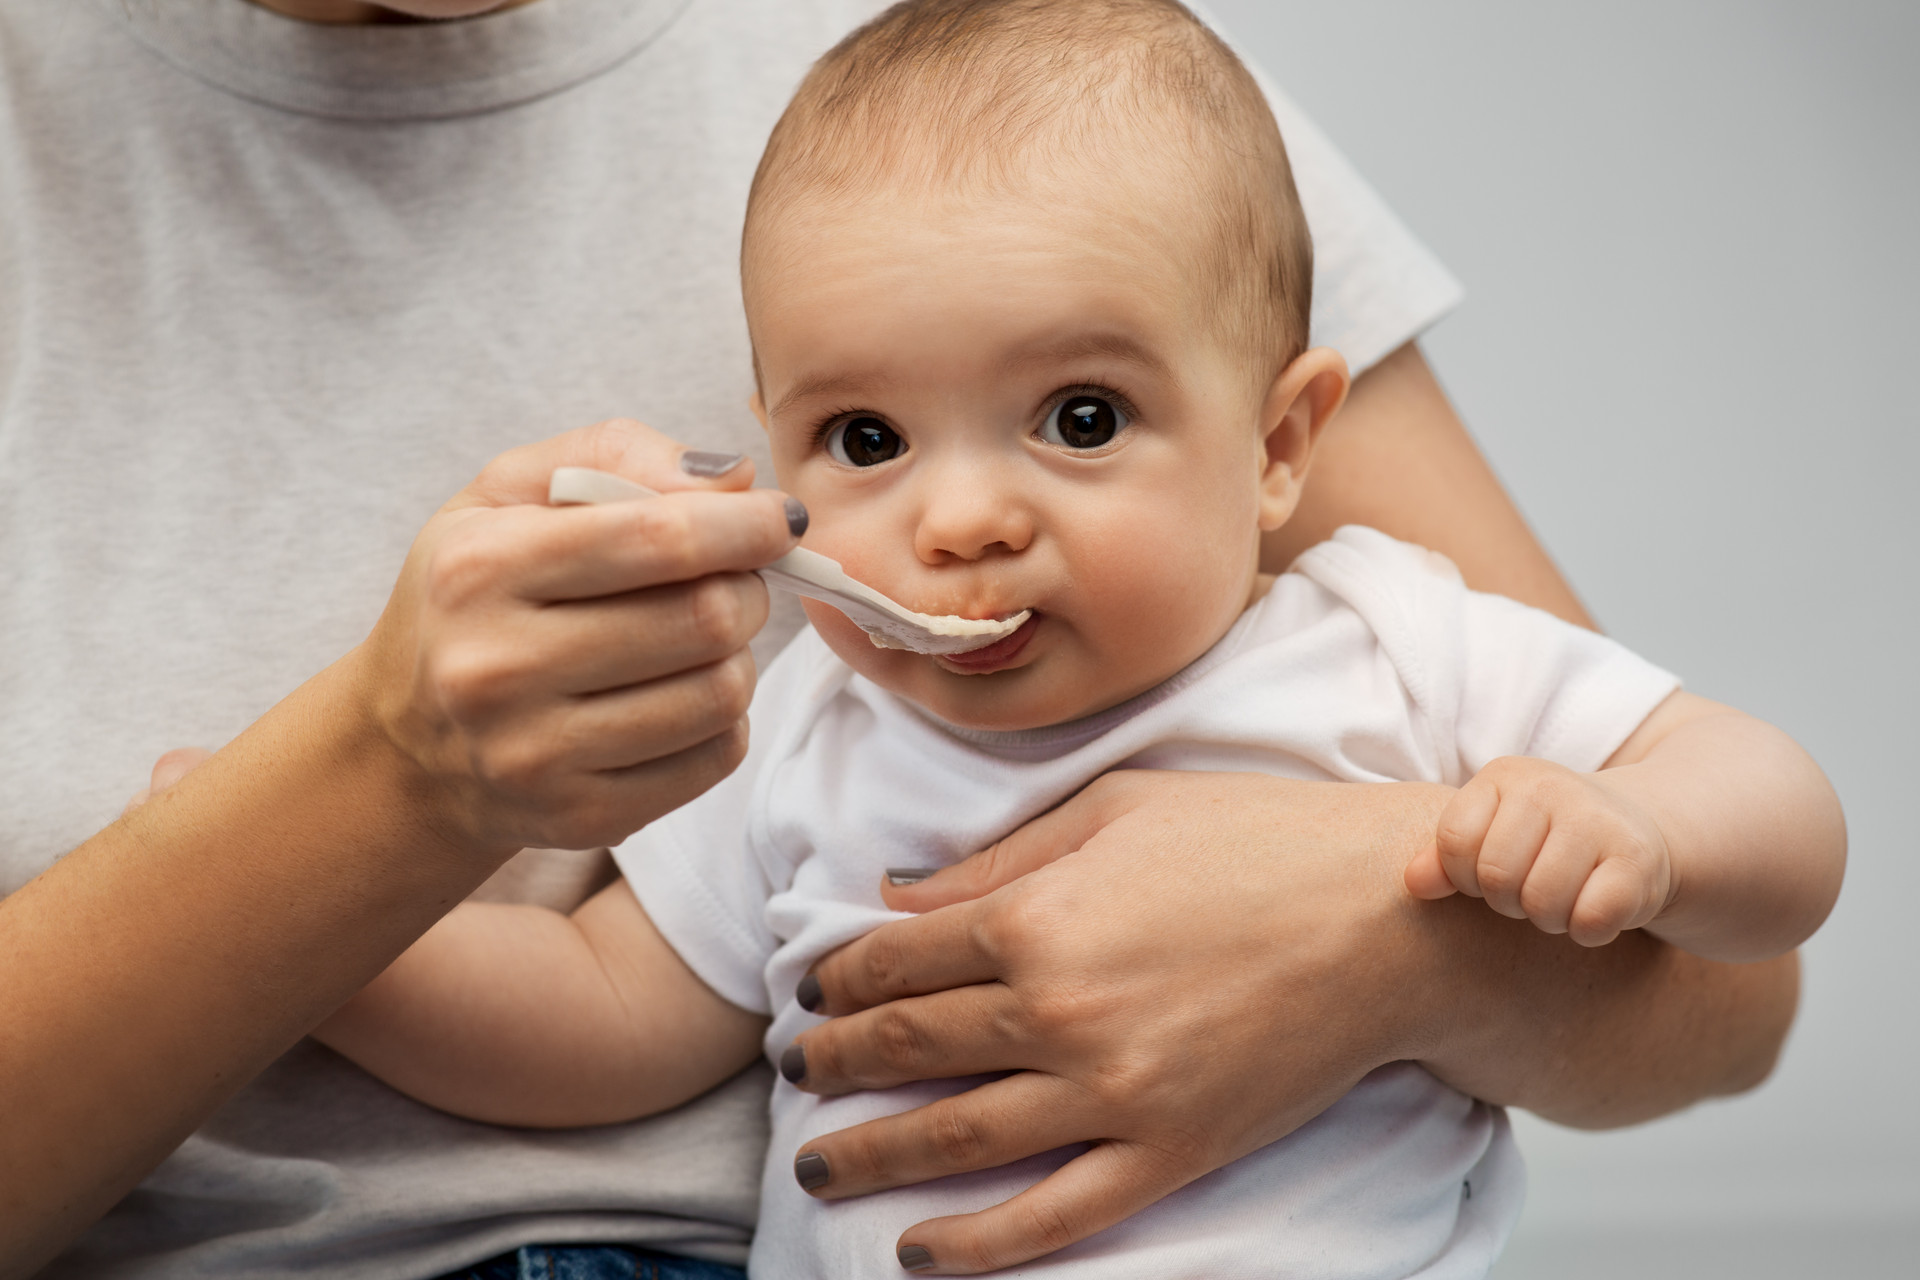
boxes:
[1008,331,1175,381]
[769,371,889,420]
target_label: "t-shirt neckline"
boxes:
[97,0,693,120]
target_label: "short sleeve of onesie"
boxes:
[1290,527,1682,783]
[613,629,846,1016]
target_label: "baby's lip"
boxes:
[935,612,1041,671]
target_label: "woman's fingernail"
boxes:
[797,973,824,1013]
[679,449,747,477]
[885,868,935,886]
[780,1042,808,1085]
[794,1151,831,1191]
[785,496,810,538]
[898,1245,935,1272]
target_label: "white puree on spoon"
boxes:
[548,468,1029,657]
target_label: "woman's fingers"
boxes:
[554,720,753,852]
[481,489,799,604]
[460,650,757,799]
[793,1073,1081,1199]
[894,1140,1196,1275]
[455,418,756,511]
[445,574,770,705]
[361,418,802,853]
[786,980,1020,1092]
[806,902,1003,1016]
[879,772,1136,913]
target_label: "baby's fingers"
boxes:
[1403,843,1458,900]
[1431,777,1500,898]
[1567,857,1664,948]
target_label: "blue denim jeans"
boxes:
[434,1245,747,1280]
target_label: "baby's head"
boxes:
[744,0,1349,731]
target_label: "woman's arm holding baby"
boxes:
[315,882,764,1128]
[1408,692,1846,962]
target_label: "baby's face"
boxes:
[749,182,1291,731]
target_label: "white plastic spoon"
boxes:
[548,467,1030,656]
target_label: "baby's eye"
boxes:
[826,416,906,467]
[1039,395,1128,450]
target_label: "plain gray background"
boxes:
[1206,2,1919,1276]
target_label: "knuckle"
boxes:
[702,717,752,780]
[1020,1195,1082,1256]
[685,576,747,650]
[857,928,914,1001]
[1474,859,1518,898]
[474,732,551,794]
[430,641,517,720]
[639,505,701,575]
[1517,882,1568,927]
[978,881,1070,957]
[1021,979,1098,1043]
[1433,810,1479,856]
[424,528,509,611]
[872,1007,931,1075]
[705,650,756,723]
[926,1106,990,1168]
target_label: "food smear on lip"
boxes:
[864,606,1032,654]
[929,612,1040,670]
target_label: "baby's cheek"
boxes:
[1075,542,1247,665]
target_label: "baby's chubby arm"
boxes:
[1405,692,1845,962]
[314,881,766,1127]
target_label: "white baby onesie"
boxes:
[616,526,1680,1280]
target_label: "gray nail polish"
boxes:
[797,973,824,1013]
[885,867,935,886]
[780,1042,808,1085]
[898,1245,935,1272]
[679,449,746,477]
[794,1151,830,1191]
[785,496,810,538]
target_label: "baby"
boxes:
[317,2,1844,1276]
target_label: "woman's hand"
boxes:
[784,770,1797,1275]
[355,418,804,855]
[0,418,801,1278]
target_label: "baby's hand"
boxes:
[1403,757,1672,947]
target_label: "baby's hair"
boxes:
[743,0,1313,378]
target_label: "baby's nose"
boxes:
[912,463,1034,563]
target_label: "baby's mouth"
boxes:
[933,612,1041,673]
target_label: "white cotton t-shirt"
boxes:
[617,528,1681,1280]
[2,0,1460,1274]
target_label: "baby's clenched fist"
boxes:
[1403,757,1673,947]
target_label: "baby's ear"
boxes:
[1257,348,1350,531]
[748,390,770,429]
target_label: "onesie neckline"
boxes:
[908,588,1278,759]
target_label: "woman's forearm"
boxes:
[0,655,492,1277]
[1415,896,1799,1126]
[1264,341,1595,629]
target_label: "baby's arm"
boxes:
[1404,691,1845,962]
[313,881,766,1127]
